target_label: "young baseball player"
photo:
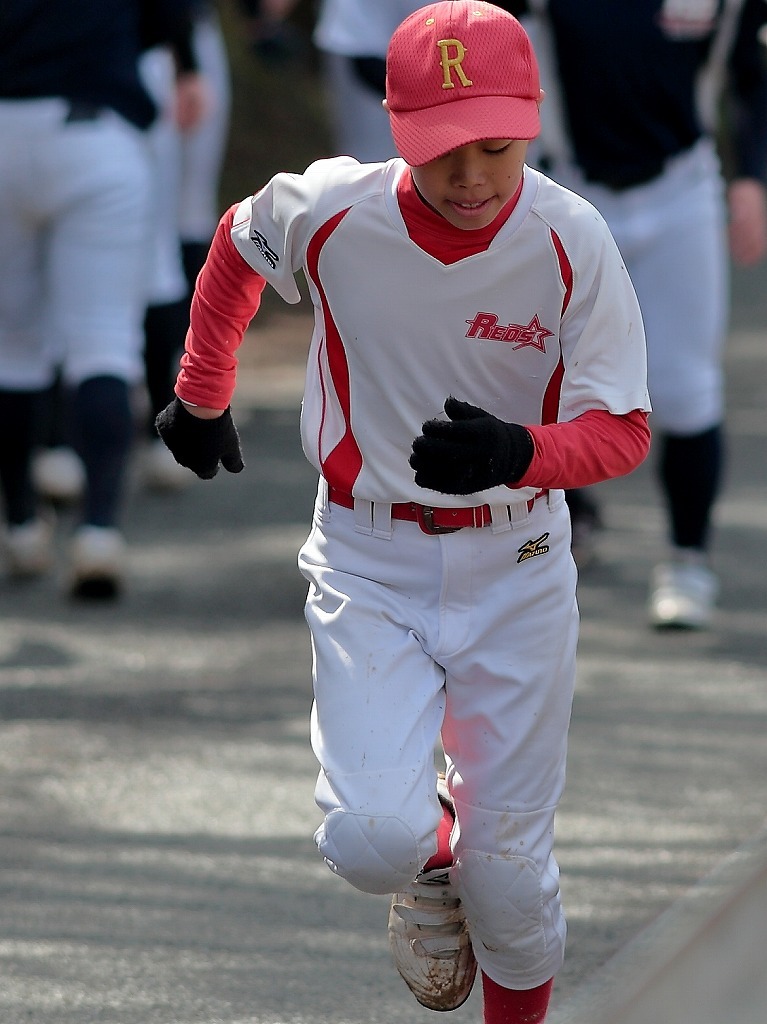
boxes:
[156,2,651,1019]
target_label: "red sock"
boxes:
[422,804,454,871]
[481,972,554,1024]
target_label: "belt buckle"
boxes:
[416,505,461,535]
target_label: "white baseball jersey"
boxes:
[230,156,650,507]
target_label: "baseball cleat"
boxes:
[31,446,86,505]
[648,553,718,630]
[3,517,54,578]
[69,526,125,600]
[144,438,195,493]
[388,867,477,1011]
[388,777,477,1011]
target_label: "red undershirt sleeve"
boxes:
[515,408,651,491]
[175,205,267,410]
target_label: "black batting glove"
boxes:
[155,397,244,480]
[410,396,534,495]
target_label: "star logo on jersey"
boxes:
[517,533,550,563]
[465,312,553,352]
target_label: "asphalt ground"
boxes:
[0,263,766,1023]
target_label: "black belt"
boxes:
[64,100,103,123]
[586,158,668,192]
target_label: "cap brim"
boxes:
[389,94,540,166]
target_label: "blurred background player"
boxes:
[178,4,234,293]
[313,0,425,160]
[140,5,230,492]
[512,0,767,629]
[0,0,205,597]
[141,0,300,491]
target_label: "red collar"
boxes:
[396,168,523,264]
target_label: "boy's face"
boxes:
[410,138,529,231]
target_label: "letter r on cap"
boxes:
[437,38,473,89]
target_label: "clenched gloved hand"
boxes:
[155,397,244,480]
[410,396,534,495]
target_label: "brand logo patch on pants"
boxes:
[517,533,550,563]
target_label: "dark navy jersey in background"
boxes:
[508,0,767,186]
[0,0,198,129]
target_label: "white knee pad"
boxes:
[315,809,422,895]
[454,849,566,989]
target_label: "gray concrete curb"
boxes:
[550,824,767,1024]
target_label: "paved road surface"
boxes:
[1,266,766,1023]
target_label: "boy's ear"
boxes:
[537,88,546,108]
[382,98,390,113]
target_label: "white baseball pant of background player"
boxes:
[0,100,151,391]
[139,48,189,311]
[139,10,232,305]
[178,10,232,248]
[542,139,726,437]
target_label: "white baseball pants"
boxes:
[299,483,579,990]
[0,99,152,389]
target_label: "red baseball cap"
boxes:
[386,1,541,166]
